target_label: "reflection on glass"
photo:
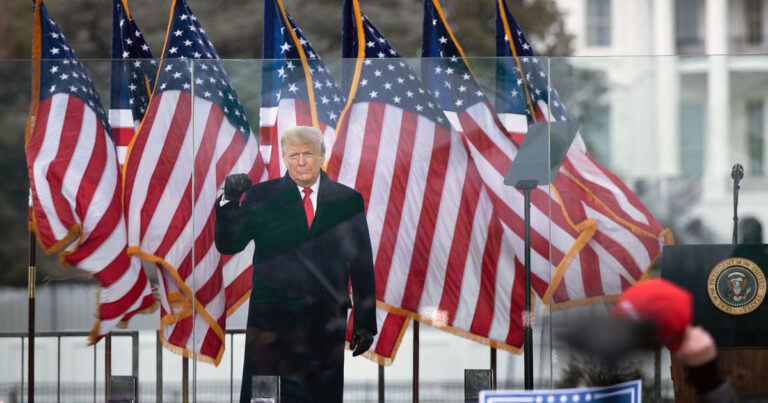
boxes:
[2,42,768,402]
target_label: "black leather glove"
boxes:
[224,173,252,201]
[350,328,374,357]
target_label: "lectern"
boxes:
[661,244,768,401]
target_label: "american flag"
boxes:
[493,0,671,305]
[122,0,263,364]
[109,0,156,166]
[421,0,597,309]
[25,0,156,344]
[261,0,409,365]
[329,0,526,352]
[260,0,345,178]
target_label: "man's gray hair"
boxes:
[281,126,325,155]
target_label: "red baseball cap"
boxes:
[611,278,693,351]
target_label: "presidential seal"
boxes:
[708,257,766,315]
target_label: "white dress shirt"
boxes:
[297,174,320,213]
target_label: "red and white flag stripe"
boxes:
[446,103,587,298]
[468,100,665,306]
[329,102,526,350]
[124,91,264,364]
[535,101,663,236]
[27,94,156,343]
[109,107,138,167]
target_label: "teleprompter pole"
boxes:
[504,121,579,391]
[522,186,534,390]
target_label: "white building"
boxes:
[555,0,768,243]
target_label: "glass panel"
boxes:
[549,54,672,397]
[185,57,261,401]
[544,52,768,399]
[4,53,768,401]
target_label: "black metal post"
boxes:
[93,343,97,403]
[523,187,533,390]
[413,321,419,403]
[490,347,497,389]
[57,336,61,403]
[378,364,385,403]
[132,333,139,403]
[28,232,36,403]
[105,334,111,402]
[183,356,189,403]
[157,332,163,403]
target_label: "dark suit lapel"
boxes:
[311,170,333,234]
[281,172,310,232]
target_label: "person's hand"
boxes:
[675,326,717,367]
[224,174,252,201]
[350,328,374,357]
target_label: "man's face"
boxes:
[283,141,324,188]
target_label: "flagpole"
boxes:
[183,356,189,403]
[190,59,197,403]
[28,232,36,403]
[413,320,419,403]
[378,364,384,403]
[490,347,497,389]
[157,332,163,403]
[105,334,112,401]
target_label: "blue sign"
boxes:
[479,379,642,403]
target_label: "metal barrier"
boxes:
[0,380,465,403]
[227,329,246,403]
[0,329,248,403]
[0,330,138,403]
[3,329,583,402]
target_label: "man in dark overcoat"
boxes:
[214,126,377,403]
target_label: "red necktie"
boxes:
[302,187,314,228]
